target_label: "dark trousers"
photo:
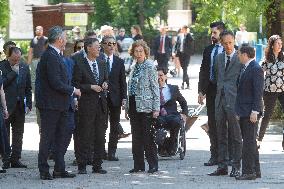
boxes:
[107,100,121,155]
[5,102,25,162]
[216,97,242,169]
[178,52,190,85]
[206,82,218,160]
[240,118,260,174]
[63,108,75,151]
[157,114,181,148]
[129,96,158,170]
[156,53,169,72]
[258,91,284,141]
[0,117,11,162]
[38,109,68,173]
[77,105,107,169]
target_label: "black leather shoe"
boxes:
[230,168,241,177]
[11,161,27,168]
[0,168,6,173]
[53,171,76,178]
[92,168,107,174]
[148,168,158,174]
[208,168,228,176]
[129,168,145,173]
[256,172,261,178]
[204,159,218,166]
[235,173,256,180]
[2,161,10,169]
[40,172,53,180]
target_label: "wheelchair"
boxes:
[152,115,186,160]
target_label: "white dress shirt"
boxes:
[160,83,171,103]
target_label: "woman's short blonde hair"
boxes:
[129,40,150,59]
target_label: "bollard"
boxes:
[255,44,263,64]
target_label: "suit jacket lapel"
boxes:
[83,57,96,82]
[240,61,253,83]
[17,63,25,84]
[97,58,104,84]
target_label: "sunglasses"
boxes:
[102,42,116,46]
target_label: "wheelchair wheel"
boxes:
[179,125,186,160]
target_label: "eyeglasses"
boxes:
[102,42,116,46]
[120,30,125,32]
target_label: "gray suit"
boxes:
[214,51,242,170]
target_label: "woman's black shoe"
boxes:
[129,168,145,173]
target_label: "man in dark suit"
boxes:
[208,31,242,177]
[0,47,32,169]
[175,25,194,89]
[235,44,263,180]
[153,26,172,72]
[72,38,108,174]
[36,26,81,180]
[100,36,128,161]
[198,21,225,166]
[157,67,188,153]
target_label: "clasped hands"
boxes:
[91,82,108,93]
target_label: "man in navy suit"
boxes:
[198,21,226,166]
[153,26,172,72]
[0,47,32,169]
[157,67,188,153]
[36,26,81,180]
[100,36,128,161]
[235,44,264,180]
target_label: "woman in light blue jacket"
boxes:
[126,40,160,174]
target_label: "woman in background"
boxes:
[131,25,143,41]
[258,35,284,149]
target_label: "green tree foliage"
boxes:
[91,0,113,28]
[191,0,270,35]
[0,0,9,28]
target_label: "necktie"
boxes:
[225,55,230,71]
[210,45,219,81]
[159,36,164,53]
[159,87,167,116]
[106,57,111,74]
[92,62,99,83]
[239,65,246,79]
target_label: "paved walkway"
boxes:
[1,55,284,189]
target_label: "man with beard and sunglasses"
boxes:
[99,36,128,161]
[198,21,225,166]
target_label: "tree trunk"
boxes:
[266,0,282,37]
[138,0,145,29]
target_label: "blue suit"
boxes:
[37,46,74,174]
[235,60,264,176]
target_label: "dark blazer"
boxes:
[36,46,73,111]
[133,34,143,41]
[72,56,108,113]
[63,57,76,111]
[175,33,194,57]
[235,60,264,117]
[153,35,172,59]
[0,60,32,113]
[98,54,127,107]
[163,84,188,115]
[198,44,215,95]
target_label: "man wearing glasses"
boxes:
[100,36,128,161]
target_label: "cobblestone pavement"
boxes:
[1,55,284,189]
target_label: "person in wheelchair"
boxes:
[156,67,188,154]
